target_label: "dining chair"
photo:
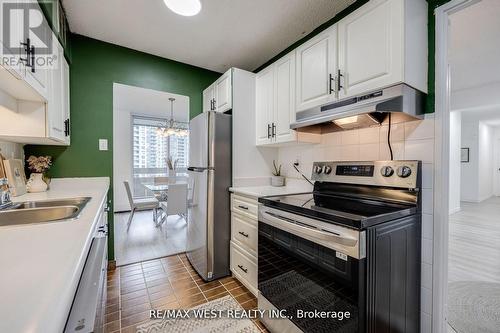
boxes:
[124,181,159,230]
[157,183,188,231]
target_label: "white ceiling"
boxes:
[62,0,356,73]
[113,83,189,122]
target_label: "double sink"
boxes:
[0,197,91,227]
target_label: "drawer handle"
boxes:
[238,231,249,238]
[237,265,248,273]
[238,205,249,210]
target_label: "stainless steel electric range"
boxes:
[257,161,422,333]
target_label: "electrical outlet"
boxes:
[99,139,108,151]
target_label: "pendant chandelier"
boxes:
[157,97,189,137]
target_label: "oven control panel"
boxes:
[311,161,420,189]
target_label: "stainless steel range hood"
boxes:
[291,84,425,132]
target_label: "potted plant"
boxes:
[271,160,285,187]
[26,155,52,193]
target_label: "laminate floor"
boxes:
[448,196,500,283]
[447,196,500,332]
[105,254,267,333]
[114,210,187,266]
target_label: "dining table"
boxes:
[143,182,188,202]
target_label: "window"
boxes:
[132,115,189,197]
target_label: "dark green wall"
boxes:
[25,34,221,260]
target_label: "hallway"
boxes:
[448,196,500,282]
[447,196,500,333]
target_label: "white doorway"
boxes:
[112,83,190,266]
[435,0,500,332]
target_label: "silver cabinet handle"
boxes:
[238,231,249,238]
[237,265,248,273]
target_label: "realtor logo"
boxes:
[2,1,52,55]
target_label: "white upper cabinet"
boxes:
[47,39,70,145]
[255,66,274,146]
[215,69,232,113]
[256,52,320,147]
[202,68,233,113]
[273,53,296,143]
[338,0,427,97]
[23,0,51,100]
[203,85,215,112]
[295,25,338,112]
[0,0,26,79]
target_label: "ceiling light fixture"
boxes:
[163,0,201,16]
[157,98,189,137]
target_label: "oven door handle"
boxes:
[262,210,358,247]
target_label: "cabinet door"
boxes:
[295,25,337,112]
[215,69,232,113]
[47,39,64,142]
[273,53,296,144]
[62,55,70,145]
[255,67,274,146]
[0,0,26,78]
[23,0,50,100]
[338,0,403,98]
[202,85,214,112]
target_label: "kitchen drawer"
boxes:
[231,212,257,256]
[230,241,257,296]
[231,194,258,219]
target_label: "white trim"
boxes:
[433,1,482,332]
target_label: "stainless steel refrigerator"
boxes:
[186,111,232,281]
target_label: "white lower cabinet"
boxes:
[230,194,258,296]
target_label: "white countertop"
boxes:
[0,177,110,333]
[229,183,312,199]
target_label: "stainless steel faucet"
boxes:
[0,178,12,210]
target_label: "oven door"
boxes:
[258,206,366,333]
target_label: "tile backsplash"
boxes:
[278,117,435,178]
[278,116,435,332]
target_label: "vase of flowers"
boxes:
[26,155,52,193]
[271,160,285,187]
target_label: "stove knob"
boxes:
[323,165,332,175]
[313,165,323,174]
[380,166,394,177]
[397,166,412,178]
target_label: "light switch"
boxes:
[99,139,108,151]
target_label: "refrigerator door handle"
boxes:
[187,167,213,172]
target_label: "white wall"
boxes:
[478,122,495,201]
[449,112,462,214]
[495,128,500,196]
[460,120,495,202]
[232,69,276,187]
[112,84,189,212]
[278,117,435,329]
[460,120,479,202]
